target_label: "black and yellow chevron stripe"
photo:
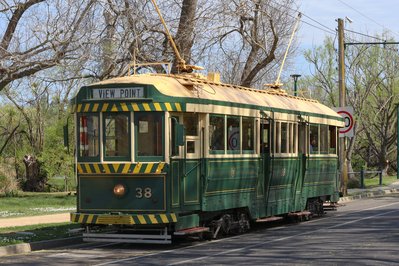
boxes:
[71,213,177,225]
[77,162,166,174]
[73,102,184,113]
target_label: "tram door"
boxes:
[170,113,202,212]
[260,120,272,204]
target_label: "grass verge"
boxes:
[0,223,81,247]
[0,192,76,218]
[364,175,398,188]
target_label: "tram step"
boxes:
[174,227,210,236]
[287,211,312,217]
[83,232,171,244]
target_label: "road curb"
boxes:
[0,236,82,257]
[339,188,399,203]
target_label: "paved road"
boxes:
[2,193,399,265]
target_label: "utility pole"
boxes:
[338,18,348,196]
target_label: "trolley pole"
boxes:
[338,18,348,196]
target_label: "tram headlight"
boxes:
[113,184,126,197]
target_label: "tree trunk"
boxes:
[171,0,198,73]
[23,155,47,192]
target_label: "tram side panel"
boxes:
[202,158,259,214]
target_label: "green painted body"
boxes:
[72,75,342,231]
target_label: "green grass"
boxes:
[0,192,76,218]
[363,175,398,188]
[0,223,81,246]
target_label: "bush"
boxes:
[0,175,19,196]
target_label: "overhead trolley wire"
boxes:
[344,28,386,42]
[269,2,336,36]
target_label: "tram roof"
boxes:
[86,73,343,122]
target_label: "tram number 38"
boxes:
[135,187,152,199]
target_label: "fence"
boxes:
[348,168,383,189]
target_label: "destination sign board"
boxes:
[92,87,144,99]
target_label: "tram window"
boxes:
[298,123,307,154]
[187,141,195,153]
[184,113,198,136]
[136,112,163,157]
[104,113,130,158]
[309,124,319,154]
[227,116,240,152]
[242,117,255,153]
[319,125,329,154]
[276,122,281,153]
[329,126,337,154]
[79,114,99,158]
[292,124,297,154]
[209,115,225,152]
[281,122,288,153]
[260,122,270,153]
[171,117,179,156]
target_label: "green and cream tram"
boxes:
[70,72,344,243]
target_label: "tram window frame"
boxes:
[103,112,131,161]
[242,117,255,154]
[78,113,100,161]
[135,112,164,162]
[209,115,225,154]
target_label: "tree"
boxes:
[305,34,399,178]
[0,0,97,90]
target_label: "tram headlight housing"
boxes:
[113,184,126,197]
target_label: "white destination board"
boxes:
[93,87,144,99]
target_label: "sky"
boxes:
[292,0,399,76]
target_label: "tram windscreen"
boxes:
[104,113,129,157]
[136,112,163,157]
[79,114,99,158]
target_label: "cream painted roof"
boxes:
[92,73,342,121]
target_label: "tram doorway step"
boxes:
[83,228,171,244]
[323,202,339,211]
[174,227,210,236]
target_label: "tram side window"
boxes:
[329,126,337,154]
[209,115,225,152]
[281,122,288,153]
[298,123,307,154]
[227,116,240,153]
[242,117,255,153]
[184,113,198,136]
[104,113,129,158]
[319,125,329,154]
[171,117,179,156]
[309,124,319,154]
[79,114,99,158]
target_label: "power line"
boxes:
[301,19,336,36]
[336,0,399,37]
[300,13,336,33]
[270,2,336,35]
